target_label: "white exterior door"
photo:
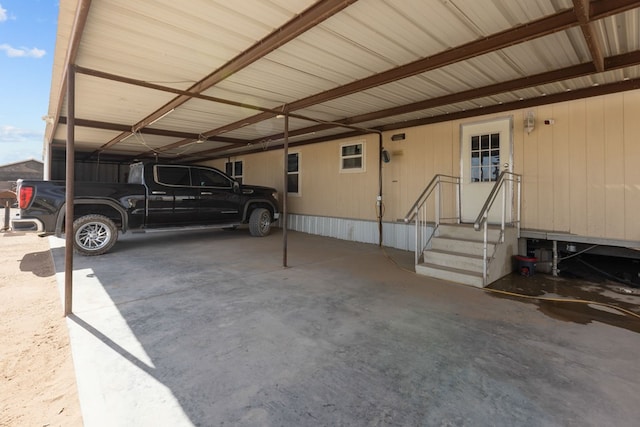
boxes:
[460,117,513,224]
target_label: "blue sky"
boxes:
[0,1,58,165]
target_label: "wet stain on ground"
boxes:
[488,272,640,333]
[383,246,640,332]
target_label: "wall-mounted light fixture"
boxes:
[524,111,535,134]
[382,149,391,163]
[391,133,405,141]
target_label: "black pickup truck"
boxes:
[13,162,280,255]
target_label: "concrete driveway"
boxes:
[49,228,640,426]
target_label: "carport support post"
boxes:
[64,65,76,316]
[282,110,289,268]
[3,200,9,231]
[378,133,383,246]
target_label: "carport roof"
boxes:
[45,0,640,163]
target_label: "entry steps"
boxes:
[415,223,518,287]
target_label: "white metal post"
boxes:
[501,183,506,243]
[482,221,488,286]
[435,181,440,227]
[414,207,419,266]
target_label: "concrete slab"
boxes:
[49,229,640,426]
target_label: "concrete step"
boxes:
[415,224,517,287]
[431,236,495,256]
[423,249,484,272]
[415,262,484,287]
[437,223,501,242]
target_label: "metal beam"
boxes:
[99,0,358,152]
[377,78,640,131]
[163,45,637,161]
[58,116,245,144]
[574,0,605,72]
[61,0,640,163]
[64,65,76,316]
[243,50,640,148]
[45,0,91,159]
[186,0,639,145]
[73,65,365,157]
[197,78,640,161]
[282,111,289,268]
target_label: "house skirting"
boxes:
[282,213,433,252]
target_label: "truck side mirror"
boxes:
[233,181,240,193]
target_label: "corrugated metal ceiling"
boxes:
[45,0,640,162]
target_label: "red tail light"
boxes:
[19,186,34,209]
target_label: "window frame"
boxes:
[192,166,233,189]
[339,141,366,173]
[470,132,500,183]
[154,165,192,187]
[287,151,301,196]
[225,160,243,184]
[154,165,234,189]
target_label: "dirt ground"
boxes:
[0,230,83,426]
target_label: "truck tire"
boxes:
[249,208,272,237]
[73,214,118,256]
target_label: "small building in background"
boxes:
[0,159,44,191]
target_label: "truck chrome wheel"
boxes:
[73,214,118,255]
[249,208,272,237]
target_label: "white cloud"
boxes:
[0,125,44,164]
[0,4,7,22]
[0,43,46,58]
[1,125,43,142]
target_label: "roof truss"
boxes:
[49,0,640,162]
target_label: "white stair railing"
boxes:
[404,171,522,285]
[403,175,461,265]
[473,170,522,286]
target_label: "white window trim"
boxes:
[226,159,243,182]
[339,140,366,173]
[287,151,301,197]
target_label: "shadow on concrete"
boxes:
[67,313,157,376]
[20,250,55,277]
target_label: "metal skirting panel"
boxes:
[285,214,433,252]
[520,229,640,249]
[382,221,418,251]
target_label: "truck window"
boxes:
[155,166,192,186]
[192,168,231,188]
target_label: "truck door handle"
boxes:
[201,192,213,195]
[151,191,166,195]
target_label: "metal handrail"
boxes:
[403,174,460,222]
[473,170,520,231]
[472,170,522,285]
[404,171,521,285]
[403,174,461,265]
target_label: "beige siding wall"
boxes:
[205,89,640,242]
[381,122,459,222]
[513,90,640,241]
[206,134,381,221]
